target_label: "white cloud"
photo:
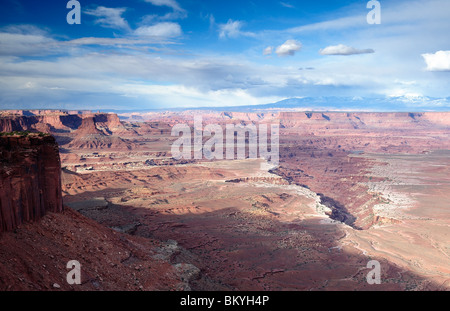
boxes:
[140,11,187,23]
[65,37,179,48]
[116,84,282,108]
[2,0,450,109]
[142,0,187,21]
[0,29,56,56]
[144,0,184,12]
[422,50,450,71]
[275,40,302,56]
[1,24,47,36]
[219,20,240,38]
[387,91,425,100]
[66,37,142,46]
[84,7,130,31]
[218,20,255,39]
[319,44,374,55]
[134,22,182,38]
[263,46,273,55]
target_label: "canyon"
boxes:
[0,109,449,290]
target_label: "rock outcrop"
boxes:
[0,111,127,136]
[278,112,450,129]
[0,132,202,291]
[0,134,63,232]
[0,111,134,151]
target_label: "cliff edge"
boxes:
[0,133,63,232]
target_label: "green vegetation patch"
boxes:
[0,131,50,137]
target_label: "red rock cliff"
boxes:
[0,112,125,134]
[0,134,63,232]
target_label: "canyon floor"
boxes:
[60,113,449,290]
[1,110,449,290]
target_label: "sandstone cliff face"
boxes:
[0,112,125,135]
[0,116,39,132]
[0,133,199,290]
[0,112,134,151]
[278,112,450,129]
[0,135,63,232]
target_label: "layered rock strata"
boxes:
[0,134,63,232]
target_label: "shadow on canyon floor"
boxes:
[66,189,444,291]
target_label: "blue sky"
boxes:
[1,0,450,110]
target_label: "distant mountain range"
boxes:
[100,96,450,113]
[8,96,447,114]
[246,96,450,112]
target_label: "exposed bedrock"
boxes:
[0,135,63,232]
